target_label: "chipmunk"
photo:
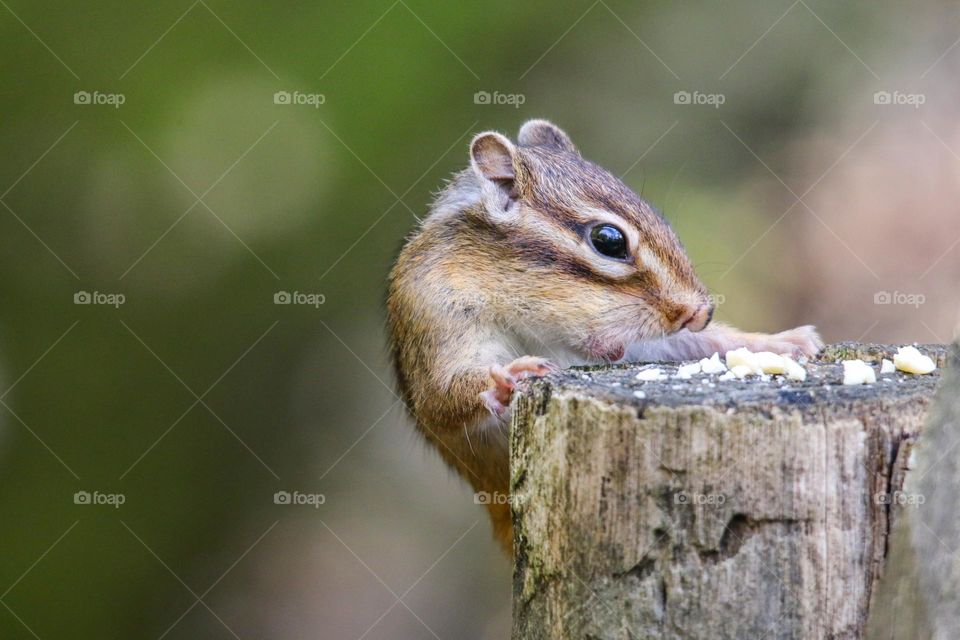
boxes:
[386,120,822,553]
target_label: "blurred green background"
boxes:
[1,1,958,638]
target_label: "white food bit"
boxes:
[893,346,936,375]
[782,356,807,382]
[632,390,646,399]
[880,359,896,374]
[717,371,736,381]
[674,362,702,379]
[730,364,754,379]
[842,359,877,385]
[726,348,789,376]
[754,352,788,375]
[636,368,666,381]
[725,348,759,372]
[699,352,727,374]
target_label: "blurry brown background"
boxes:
[0,1,958,638]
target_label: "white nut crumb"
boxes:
[725,346,807,380]
[754,351,788,374]
[782,356,807,382]
[674,362,702,379]
[699,352,727,374]
[725,348,759,372]
[632,390,646,399]
[880,358,896,374]
[717,371,736,381]
[730,364,754,379]
[893,346,936,375]
[636,368,666,381]
[842,359,877,385]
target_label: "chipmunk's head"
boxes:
[465,119,713,361]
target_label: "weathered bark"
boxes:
[866,341,960,640]
[511,343,947,640]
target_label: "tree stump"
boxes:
[866,341,960,640]
[511,343,947,640]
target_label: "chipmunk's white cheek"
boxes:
[637,246,672,282]
[582,258,634,279]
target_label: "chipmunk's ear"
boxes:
[470,132,516,187]
[518,119,578,155]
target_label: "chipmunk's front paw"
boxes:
[479,356,556,417]
[759,325,824,358]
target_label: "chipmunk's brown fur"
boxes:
[387,120,821,553]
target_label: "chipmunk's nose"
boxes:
[679,302,714,333]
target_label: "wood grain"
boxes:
[511,343,946,640]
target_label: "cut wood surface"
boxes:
[511,343,947,640]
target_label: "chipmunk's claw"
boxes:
[480,388,509,417]
[765,325,823,358]
[480,356,555,417]
[505,356,557,378]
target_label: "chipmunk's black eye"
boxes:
[589,224,628,259]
